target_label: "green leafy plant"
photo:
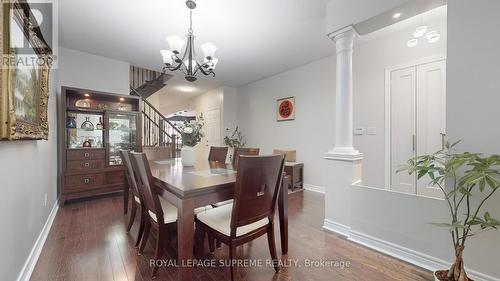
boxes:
[224,126,246,148]
[399,141,500,281]
[179,114,204,147]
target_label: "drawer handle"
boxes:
[84,178,90,184]
[84,153,90,158]
[84,162,90,167]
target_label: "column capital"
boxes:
[327,25,358,42]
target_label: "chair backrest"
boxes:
[208,146,228,162]
[120,150,140,199]
[129,152,164,222]
[143,146,172,161]
[272,149,296,162]
[230,154,285,237]
[232,147,260,170]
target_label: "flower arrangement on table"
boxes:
[179,114,205,147]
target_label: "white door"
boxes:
[416,60,446,197]
[388,59,446,196]
[203,108,221,157]
[390,66,417,194]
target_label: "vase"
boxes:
[66,116,76,128]
[181,146,196,166]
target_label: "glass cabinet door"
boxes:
[108,113,137,166]
[66,112,105,149]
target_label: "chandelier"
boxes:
[160,0,218,82]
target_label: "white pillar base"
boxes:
[324,147,364,161]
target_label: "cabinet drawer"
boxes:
[67,160,105,170]
[65,173,105,190]
[67,149,105,160]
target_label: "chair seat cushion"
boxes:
[196,203,269,237]
[148,198,212,224]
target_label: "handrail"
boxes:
[142,110,172,139]
[130,87,182,135]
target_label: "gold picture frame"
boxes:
[0,0,51,140]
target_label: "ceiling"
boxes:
[59,0,333,98]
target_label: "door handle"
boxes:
[440,133,446,150]
[412,135,416,152]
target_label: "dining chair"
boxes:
[195,154,285,281]
[208,146,229,162]
[120,150,146,248]
[143,146,172,161]
[130,151,179,278]
[232,147,260,170]
[212,147,260,209]
[130,152,212,277]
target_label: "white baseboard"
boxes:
[16,201,59,281]
[323,219,499,281]
[303,184,325,194]
[323,219,350,237]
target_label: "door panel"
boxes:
[416,60,446,198]
[390,67,416,194]
[202,108,221,158]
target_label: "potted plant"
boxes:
[179,114,204,166]
[224,126,246,161]
[399,141,500,281]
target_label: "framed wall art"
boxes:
[276,96,295,121]
[0,0,52,140]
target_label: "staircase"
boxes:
[129,66,182,158]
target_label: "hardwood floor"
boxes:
[30,191,433,281]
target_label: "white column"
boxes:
[325,26,363,161]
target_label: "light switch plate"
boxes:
[354,127,365,135]
[367,127,377,135]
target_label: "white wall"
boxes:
[59,47,130,94]
[237,56,336,189]
[0,71,59,281]
[446,0,500,277]
[354,12,447,187]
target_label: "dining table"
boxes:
[146,158,289,281]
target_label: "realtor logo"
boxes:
[1,0,58,69]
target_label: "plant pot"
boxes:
[181,146,196,166]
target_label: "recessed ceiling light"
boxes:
[427,34,440,43]
[119,97,125,101]
[393,13,401,19]
[426,30,438,40]
[177,86,195,92]
[407,39,418,47]
[413,26,427,38]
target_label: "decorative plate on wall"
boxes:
[276,97,295,121]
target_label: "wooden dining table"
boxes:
[147,158,289,281]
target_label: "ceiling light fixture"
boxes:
[160,0,217,82]
[393,13,401,19]
[427,33,440,43]
[407,39,418,47]
[413,26,427,38]
[177,86,195,92]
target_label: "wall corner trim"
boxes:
[16,201,59,281]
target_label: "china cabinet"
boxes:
[59,87,141,205]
